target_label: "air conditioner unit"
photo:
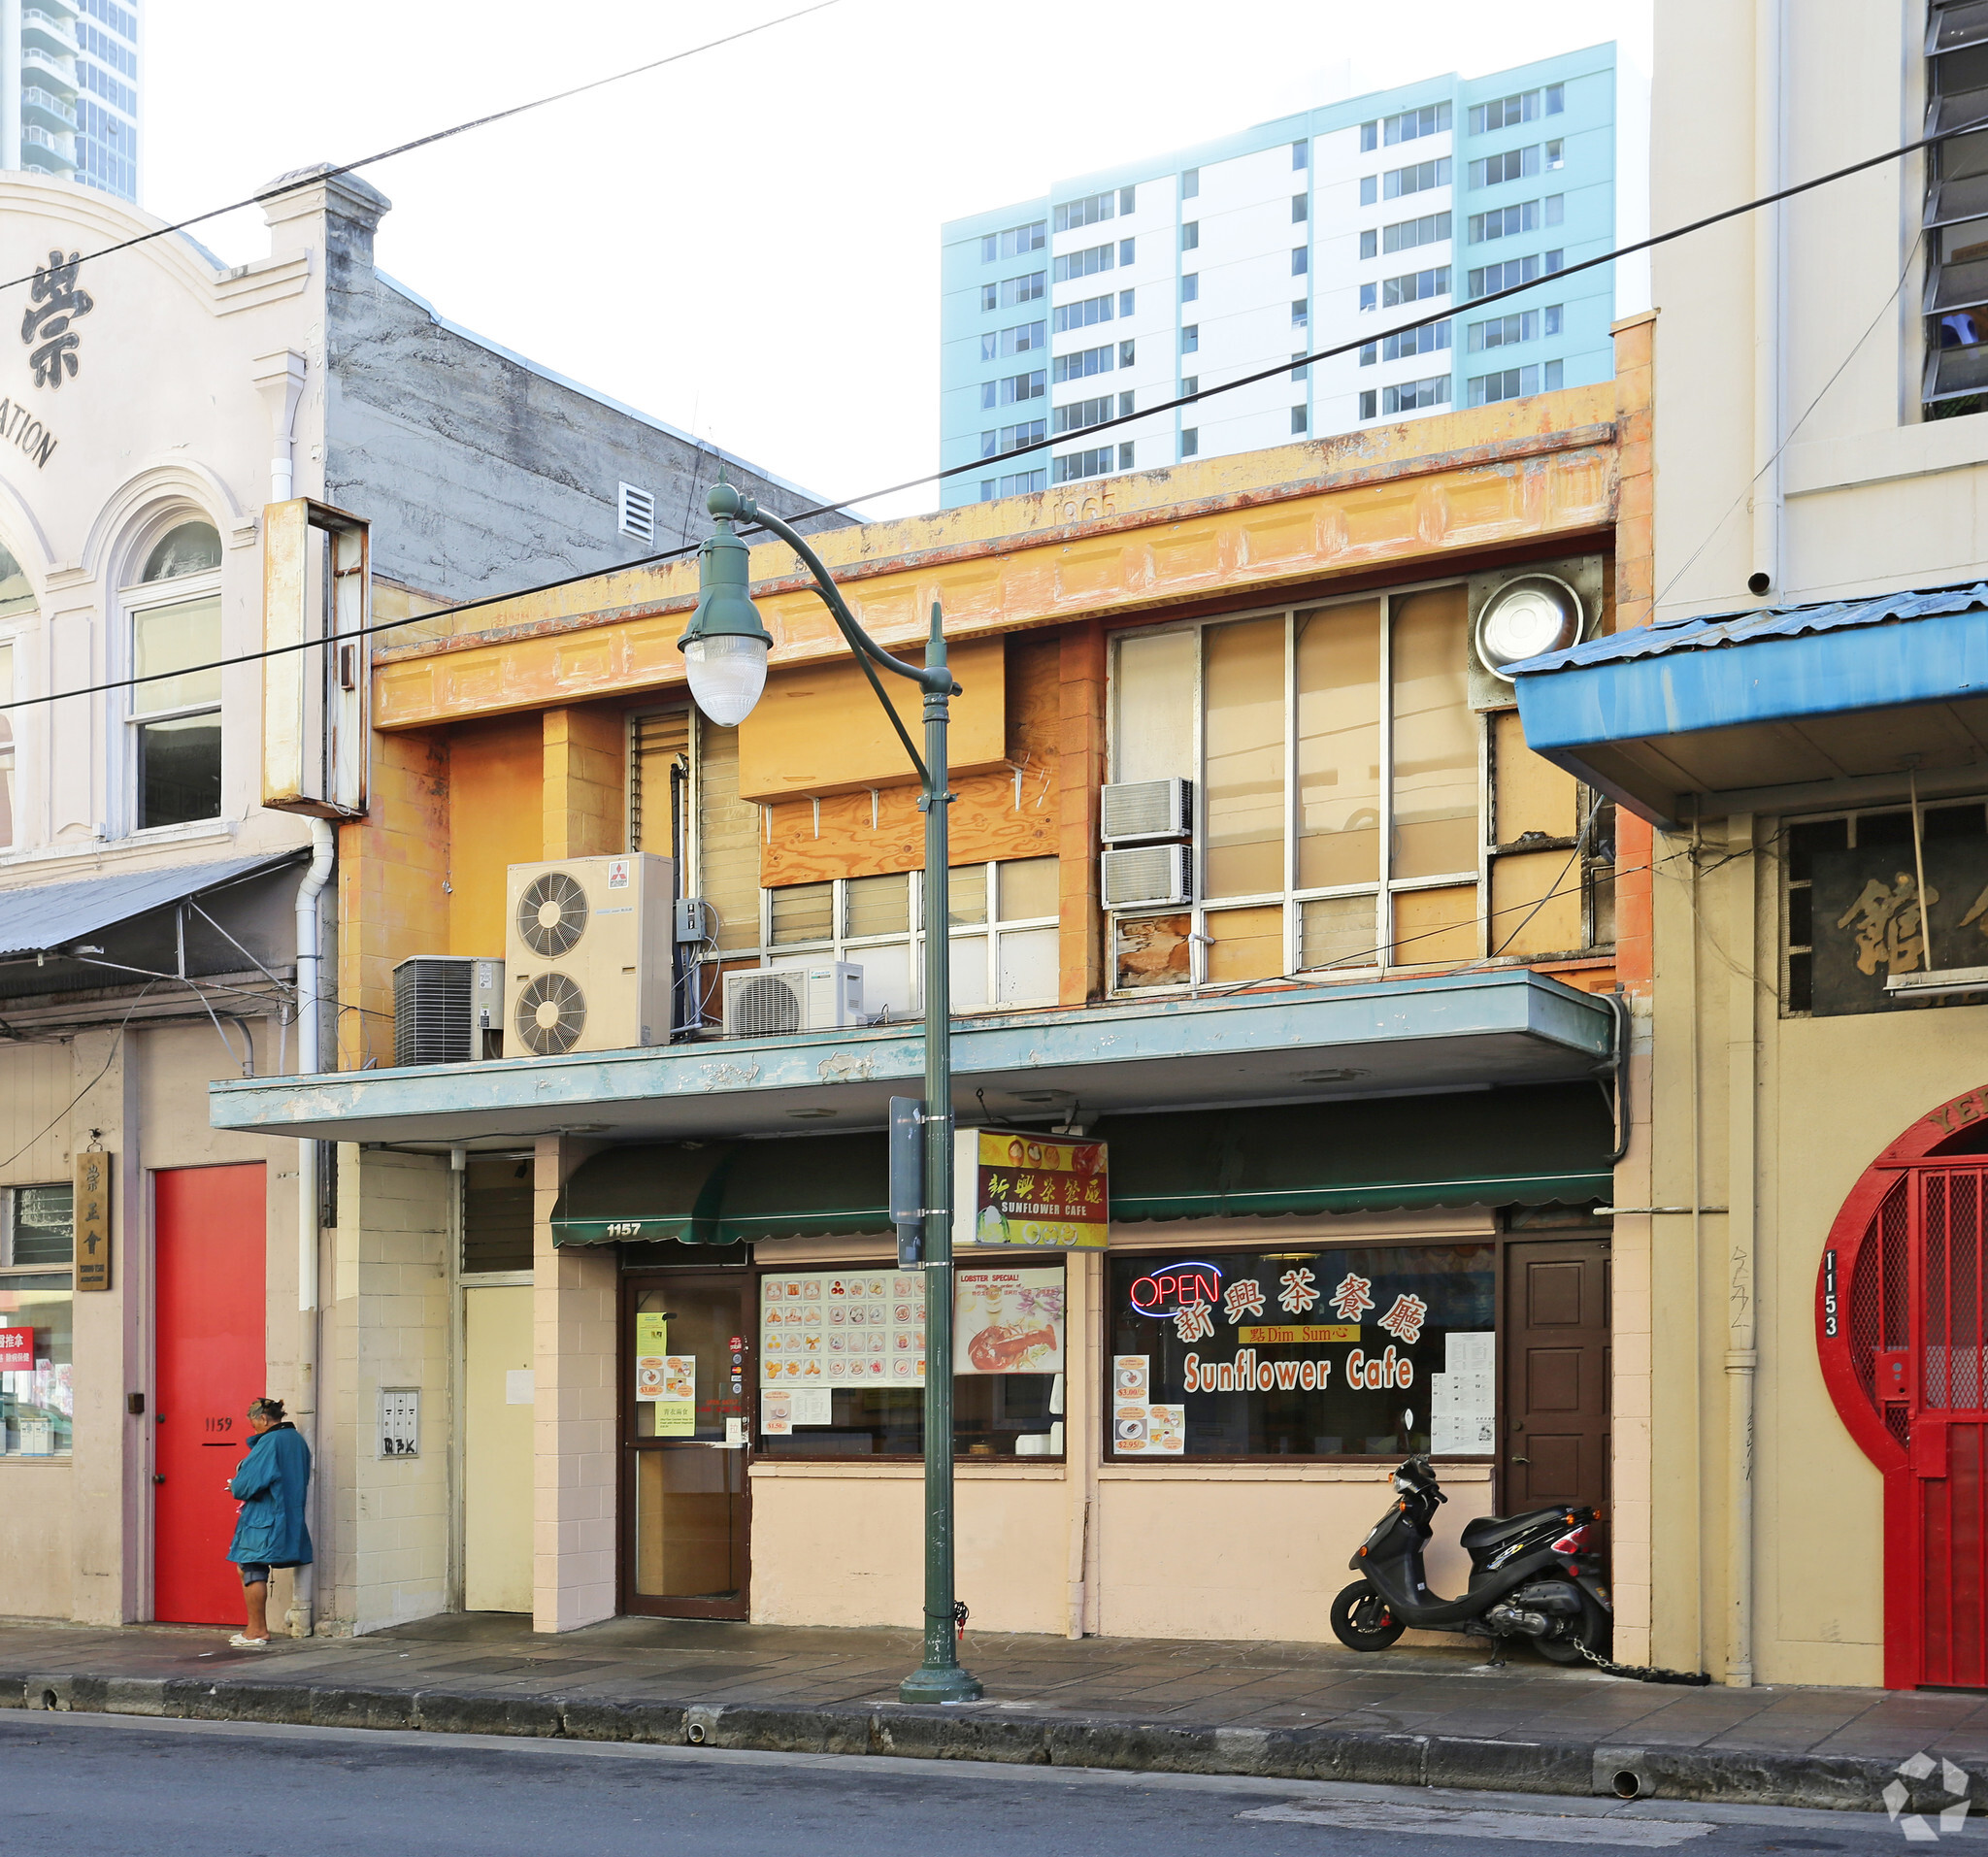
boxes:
[1102,843,1192,910]
[722,963,864,1037]
[503,853,674,1057]
[1101,778,1192,843]
[392,956,504,1066]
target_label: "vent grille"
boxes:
[514,972,588,1055]
[515,871,589,958]
[727,971,805,1036]
[1101,778,1191,844]
[393,956,476,1067]
[617,481,656,543]
[1102,843,1192,909]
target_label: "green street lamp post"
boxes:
[679,481,983,1706]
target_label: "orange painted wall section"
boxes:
[739,636,1010,802]
[447,713,544,958]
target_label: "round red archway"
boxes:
[1818,1082,1988,1689]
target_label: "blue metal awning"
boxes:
[208,967,1615,1147]
[1508,582,1988,825]
[0,852,303,960]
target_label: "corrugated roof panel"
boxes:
[0,852,303,960]
[1511,580,1988,675]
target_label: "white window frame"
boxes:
[120,550,224,839]
[754,861,1060,1018]
[1103,585,1493,998]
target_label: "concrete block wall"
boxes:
[542,707,626,859]
[323,1146,451,1634]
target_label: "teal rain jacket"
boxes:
[226,1421,314,1567]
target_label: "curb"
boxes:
[0,1668,1919,1812]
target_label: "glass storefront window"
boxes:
[0,1275,75,1457]
[1106,1244,1495,1460]
[754,1264,1064,1458]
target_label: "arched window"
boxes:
[127,518,222,830]
[0,541,36,851]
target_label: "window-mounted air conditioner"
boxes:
[392,956,505,1065]
[1101,843,1192,910]
[722,963,865,1037]
[503,853,674,1057]
[1100,777,1192,843]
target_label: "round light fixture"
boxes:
[1475,575,1584,679]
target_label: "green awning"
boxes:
[550,1134,894,1246]
[551,1084,1609,1246]
[551,1142,740,1245]
[1099,1082,1612,1221]
[713,1133,891,1245]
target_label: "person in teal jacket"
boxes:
[225,1396,313,1648]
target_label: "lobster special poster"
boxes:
[954,1268,1066,1376]
[954,1128,1108,1250]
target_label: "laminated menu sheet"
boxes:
[1428,1331,1495,1454]
[761,1270,928,1388]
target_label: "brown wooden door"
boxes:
[1503,1238,1610,1519]
[620,1273,753,1619]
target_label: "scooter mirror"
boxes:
[1401,1408,1414,1432]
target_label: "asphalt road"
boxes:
[0,1712,1929,1856]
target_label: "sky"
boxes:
[146,0,1649,521]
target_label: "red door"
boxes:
[153,1164,266,1625]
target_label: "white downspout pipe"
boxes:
[291,817,336,1636]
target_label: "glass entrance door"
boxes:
[622,1274,752,1618]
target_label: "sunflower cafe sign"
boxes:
[954,1127,1108,1250]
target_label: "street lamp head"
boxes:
[679,484,774,726]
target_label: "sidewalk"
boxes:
[4,1610,1985,1814]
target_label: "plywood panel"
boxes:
[1207,905,1285,982]
[1391,883,1480,966]
[447,713,543,958]
[1494,709,1580,845]
[738,636,1009,801]
[758,632,1059,886]
[1491,848,1586,959]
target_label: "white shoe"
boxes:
[227,1634,270,1648]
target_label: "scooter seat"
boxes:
[1458,1506,1570,1553]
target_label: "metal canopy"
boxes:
[208,968,1614,1148]
[0,852,303,961]
[1509,584,1988,826]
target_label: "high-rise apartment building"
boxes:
[0,0,140,202]
[940,45,1613,506]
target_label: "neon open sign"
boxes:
[1128,1261,1223,1319]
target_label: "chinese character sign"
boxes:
[1812,837,1988,1015]
[21,249,92,388]
[74,1150,112,1292]
[955,1128,1108,1250]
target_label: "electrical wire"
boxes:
[3,109,1980,717]
[0,978,156,1171]
[2,4,840,303]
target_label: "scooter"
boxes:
[1330,1454,1611,1666]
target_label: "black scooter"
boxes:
[1330,1454,1611,1665]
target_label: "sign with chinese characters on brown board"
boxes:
[1812,839,1988,1015]
[954,1128,1109,1250]
[74,1150,112,1292]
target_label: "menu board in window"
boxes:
[760,1270,927,1390]
[1107,1245,1495,1459]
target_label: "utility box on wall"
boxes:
[262,498,371,818]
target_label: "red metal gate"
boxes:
[1820,1088,1988,1688]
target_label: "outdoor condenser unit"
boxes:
[721,963,865,1037]
[393,956,504,1066]
[503,853,675,1057]
[1101,843,1193,911]
[1100,778,1192,844]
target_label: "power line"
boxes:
[2,3,840,301]
[2,103,1979,716]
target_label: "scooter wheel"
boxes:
[1534,1589,1612,1667]
[1330,1579,1406,1651]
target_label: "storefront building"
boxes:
[210,341,1652,1642]
[1490,0,1988,1692]
[0,165,832,1630]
